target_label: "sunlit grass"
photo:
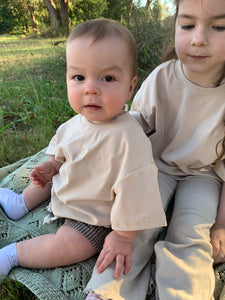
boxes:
[0,35,73,167]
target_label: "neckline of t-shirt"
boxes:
[174,60,225,98]
[80,111,129,128]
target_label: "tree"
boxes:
[43,0,69,34]
[0,1,16,33]
[0,0,48,34]
[145,0,154,10]
[0,0,138,35]
[69,0,107,26]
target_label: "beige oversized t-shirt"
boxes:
[131,59,225,182]
[46,112,166,231]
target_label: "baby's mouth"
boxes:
[85,104,101,110]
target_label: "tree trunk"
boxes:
[128,0,133,18]
[43,0,61,31]
[145,0,153,10]
[25,4,38,35]
[59,0,69,34]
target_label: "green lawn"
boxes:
[0,35,73,167]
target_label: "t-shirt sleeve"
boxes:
[131,75,157,136]
[46,134,57,156]
[110,163,166,231]
[45,124,66,163]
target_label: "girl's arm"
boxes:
[210,182,225,264]
[96,230,137,279]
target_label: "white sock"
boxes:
[86,292,104,300]
[0,243,19,275]
[0,188,29,220]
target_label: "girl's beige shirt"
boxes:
[131,59,225,183]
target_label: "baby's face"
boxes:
[66,36,137,123]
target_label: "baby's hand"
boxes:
[29,162,57,188]
[210,223,225,264]
[96,230,136,279]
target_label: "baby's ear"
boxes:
[130,76,137,91]
[128,76,137,99]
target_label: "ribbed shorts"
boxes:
[64,219,112,252]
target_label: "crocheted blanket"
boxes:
[0,149,225,300]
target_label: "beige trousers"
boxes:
[85,173,221,300]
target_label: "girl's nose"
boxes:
[84,80,100,95]
[191,28,208,47]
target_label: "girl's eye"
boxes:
[74,75,85,81]
[102,76,115,82]
[212,26,225,32]
[181,25,195,30]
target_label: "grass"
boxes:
[0,35,74,167]
[0,276,38,299]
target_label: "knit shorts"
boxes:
[64,219,112,252]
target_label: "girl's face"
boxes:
[175,0,225,87]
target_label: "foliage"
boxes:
[0,0,172,36]
[103,0,130,21]
[69,0,108,26]
[0,0,49,35]
[128,1,174,89]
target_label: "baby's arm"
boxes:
[96,230,137,279]
[210,182,225,264]
[29,155,63,188]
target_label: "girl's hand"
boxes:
[96,230,136,279]
[210,223,225,264]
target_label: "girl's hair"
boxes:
[216,136,225,162]
[67,18,137,77]
[163,0,225,87]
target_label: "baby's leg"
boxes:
[17,224,98,269]
[0,183,50,220]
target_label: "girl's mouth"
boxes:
[189,55,208,61]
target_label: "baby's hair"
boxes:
[162,0,225,87]
[67,18,137,77]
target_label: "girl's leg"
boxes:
[85,172,177,300]
[155,176,221,300]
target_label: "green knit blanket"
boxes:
[0,149,225,300]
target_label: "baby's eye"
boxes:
[181,24,195,30]
[212,26,225,32]
[74,75,85,81]
[102,76,115,82]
